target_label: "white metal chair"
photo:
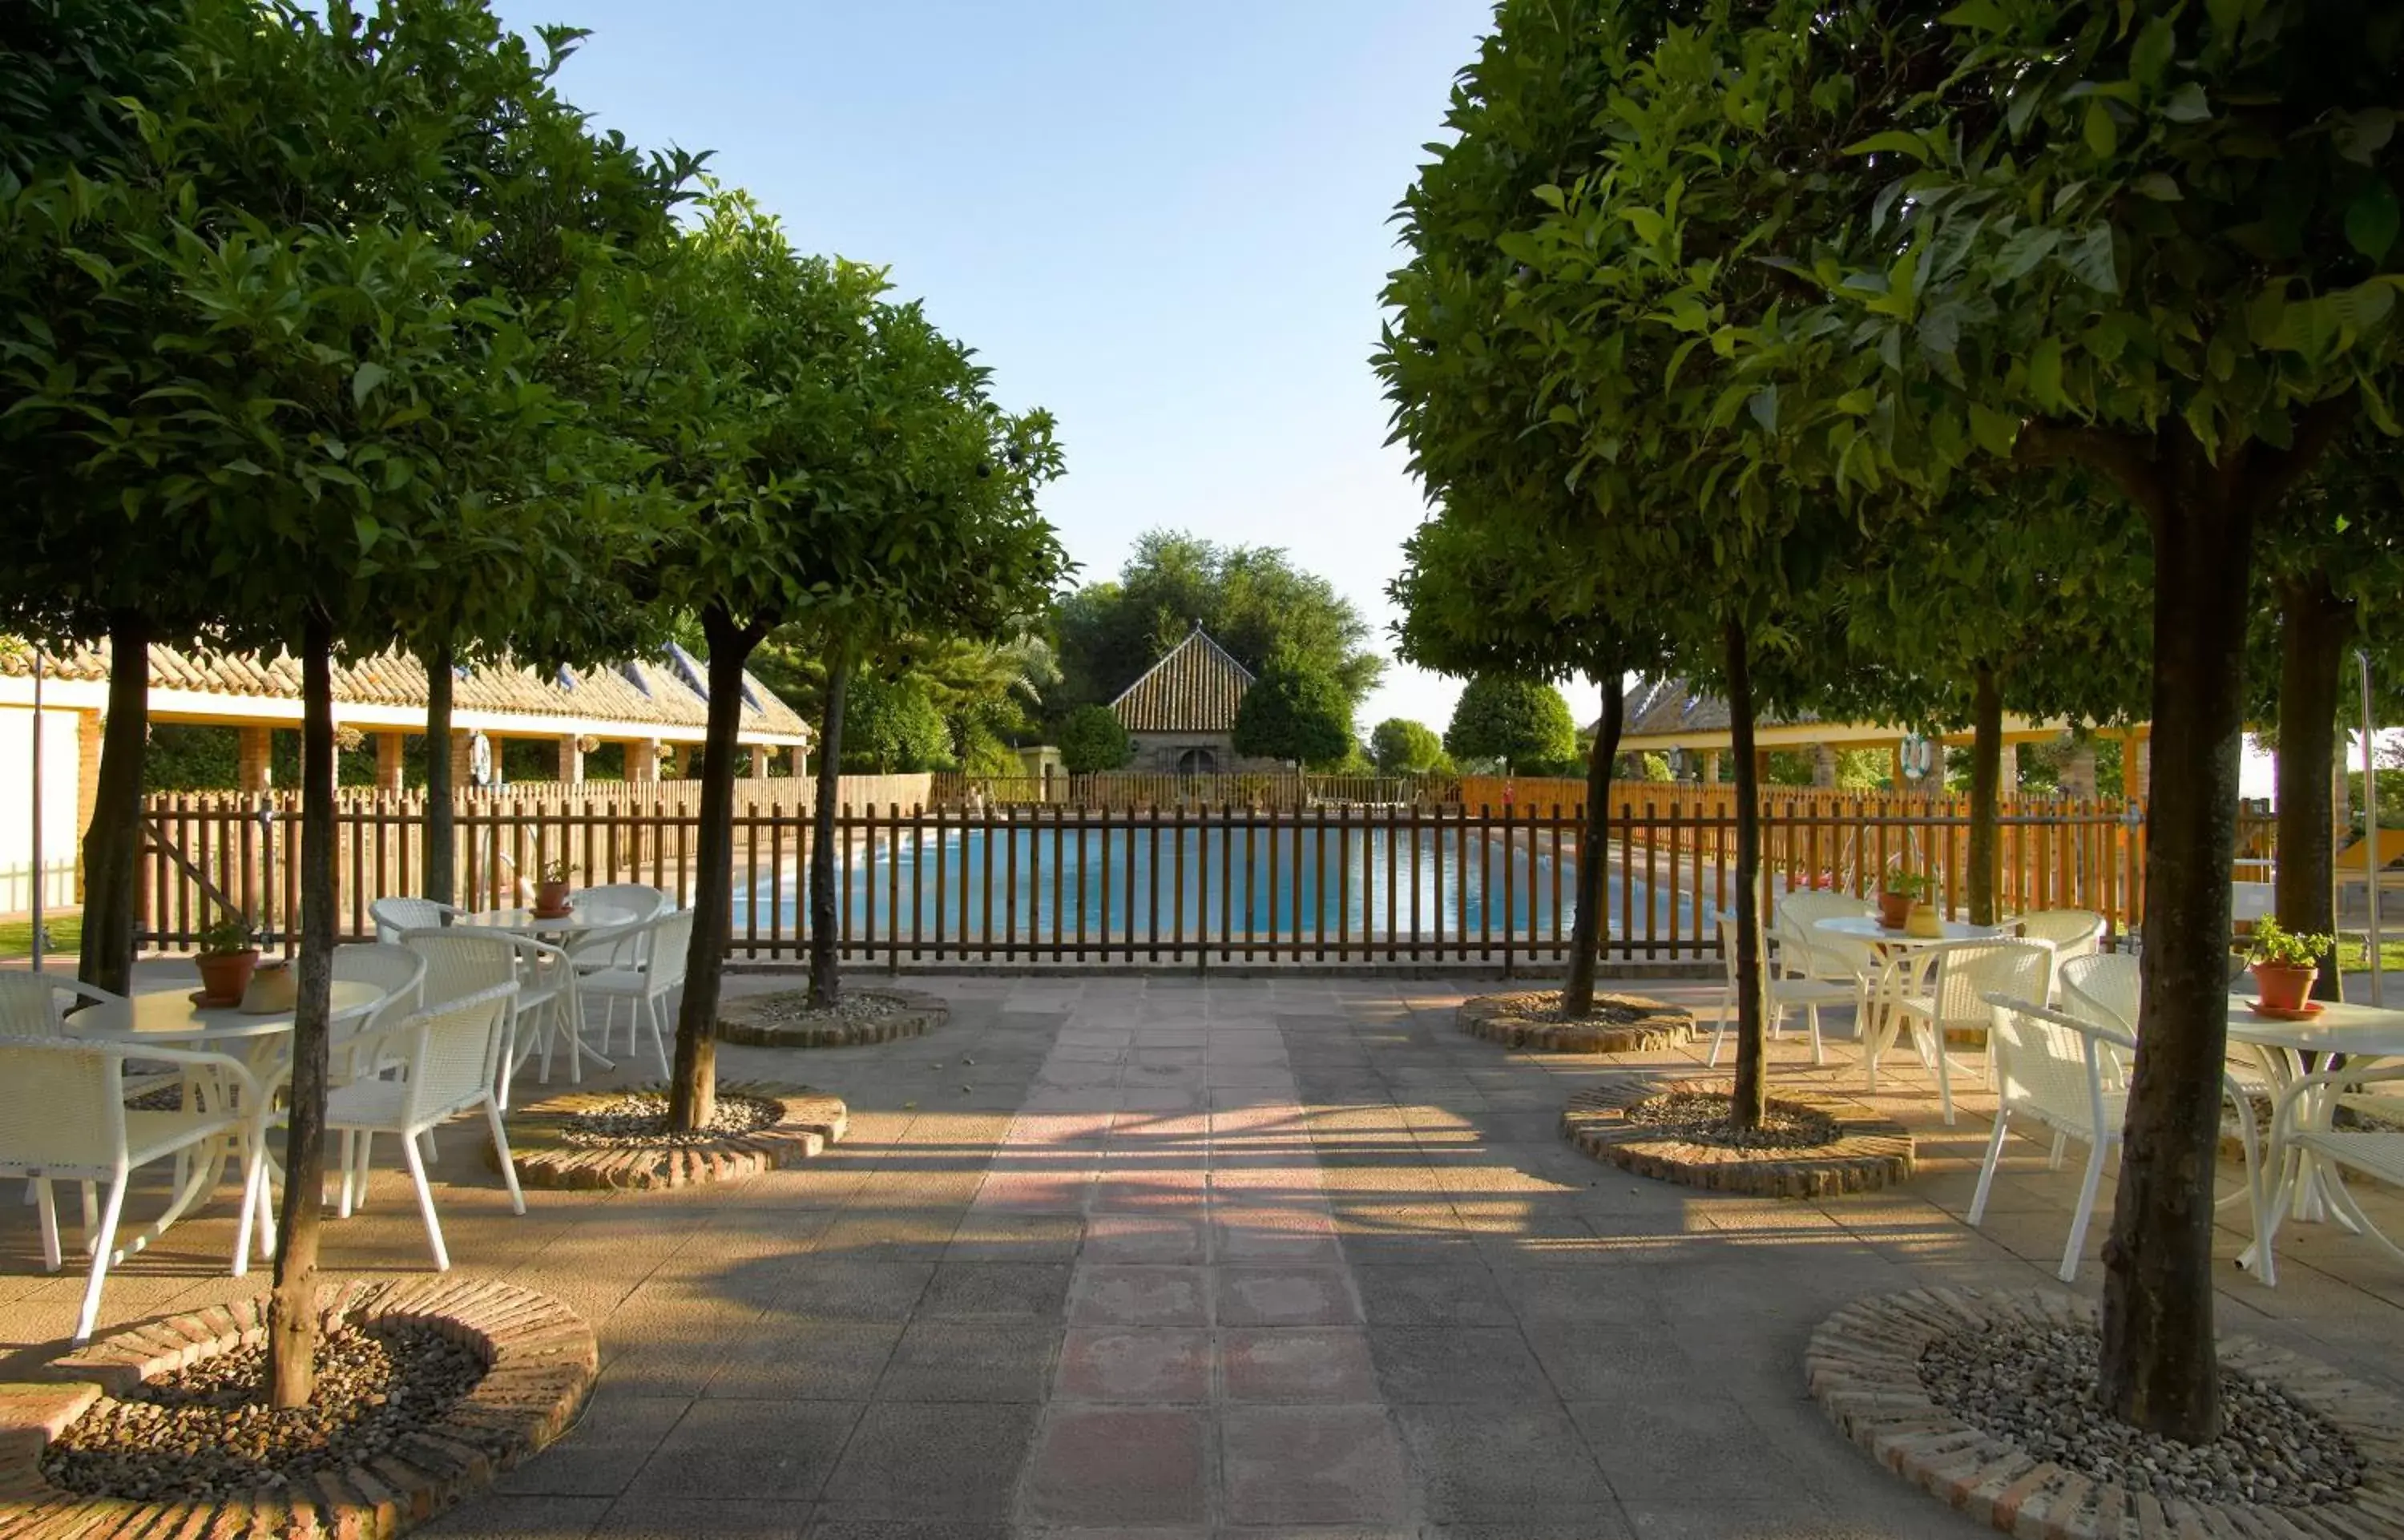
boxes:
[0,1037,272,1342]
[1709,916,1850,1067]
[323,981,524,1270]
[1863,939,2055,1123]
[2015,909,2106,971]
[371,896,461,943]
[579,909,693,1080]
[1978,995,2265,1284]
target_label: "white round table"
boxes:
[2226,994,2404,1249]
[1815,914,2005,948]
[453,901,641,937]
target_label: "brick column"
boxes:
[1889,742,1906,790]
[2125,733,2150,801]
[75,710,103,900]
[449,730,474,788]
[751,744,772,779]
[236,726,273,791]
[376,732,407,791]
[557,734,584,783]
[2004,741,2022,796]
[630,738,660,784]
[1702,750,1721,785]
[1810,743,1838,788]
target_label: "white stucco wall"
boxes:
[0,708,80,917]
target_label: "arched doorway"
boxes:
[1175,746,1220,775]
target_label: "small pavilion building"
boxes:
[1109,623,1285,775]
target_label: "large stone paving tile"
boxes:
[877,1320,1060,1402]
[1214,1265,1359,1326]
[1352,1262,1516,1325]
[1392,1402,1616,1523]
[704,1321,903,1401]
[1070,1264,1211,1325]
[621,1399,861,1502]
[914,1260,1074,1320]
[1220,1405,1411,1527]
[417,1494,610,1537]
[821,1402,1042,1516]
[1056,1327,1212,1401]
[1021,1406,1209,1526]
[1368,1325,1551,1403]
[494,1394,689,1495]
[1220,1328,1380,1402]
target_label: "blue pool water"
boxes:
[730,824,1725,949]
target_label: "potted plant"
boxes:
[194,913,260,1005]
[532,857,577,918]
[1878,869,1929,930]
[2246,918,2333,1014]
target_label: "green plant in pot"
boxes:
[194,913,260,1005]
[1878,869,1930,930]
[532,857,577,918]
[2246,918,2334,1014]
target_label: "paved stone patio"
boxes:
[8,969,2404,1538]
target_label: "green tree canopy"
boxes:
[1444,675,1576,773]
[840,672,954,774]
[1059,703,1135,774]
[1231,655,1354,768]
[1369,717,1446,775]
[1052,531,1382,717]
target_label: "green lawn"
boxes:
[0,911,81,961]
[2340,937,2404,974]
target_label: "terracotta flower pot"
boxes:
[533,880,574,919]
[196,948,260,1005]
[2252,961,2317,1014]
[1877,890,1913,929]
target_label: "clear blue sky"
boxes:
[491,0,1497,736]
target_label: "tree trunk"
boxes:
[268,614,337,1409]
[808,652,853,1009]
[78,611,150,995]
[1563,674,1625,1016]
[668,606,756,1132]
[2100,441,2255,1444]
[420,636,455,905]
[2274,572,2349,999]
[1967,661,2003,927]
[1725,618,1765,1130]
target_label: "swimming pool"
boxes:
[729,821,1726,957]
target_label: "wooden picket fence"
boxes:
[928,771,1428,811]
[135,789,2144,966]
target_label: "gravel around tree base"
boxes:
[1920,1323,2366,1507]
[559,1090,783,1147]
[1477,990,1644,1025]
[739,990,920,1028]
[42,1323,486,1503]
[1623,1090,1840,1150]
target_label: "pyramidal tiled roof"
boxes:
[1111,625,1255,734]
[0,641,808,740]
[1616,677,1817,739]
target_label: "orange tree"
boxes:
[635,191,1065,1111]
[1747,0,2404,1437]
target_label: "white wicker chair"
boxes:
[1864,939,2055,1123]
[1710,916,1851,1067]
[566,884,670,974]
[2062,950,2269,1098]
[330,943,427,1078]
[2264,1061,2404,1286]
[579,909,693,1080]
[504,934,603,1093]
[1979,995,2265,1284]
[0,974,132,1036]
[2016,909,2106,970]
[323,981,524,1270]
[0,1037,271,1341]
[371,896,461,943]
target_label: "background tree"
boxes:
[1059,703,1135,774]
[1050,532,1383,720]
[1443,675,1575,775]
[839,670,955,773]
[1369,717,1447,775]
[1230,654,1353,768]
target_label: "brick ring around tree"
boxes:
[494,1082,849,1190]
[1455,990,1694,1054]
[0,1279,595,1538]
[1561,1075,1914,1198]
[714,986,950,1048]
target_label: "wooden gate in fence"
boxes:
[136,790,2144,966]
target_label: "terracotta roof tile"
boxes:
[0,640,807,740]
[1111,626,1254,734]
[1616,677,1815,740]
